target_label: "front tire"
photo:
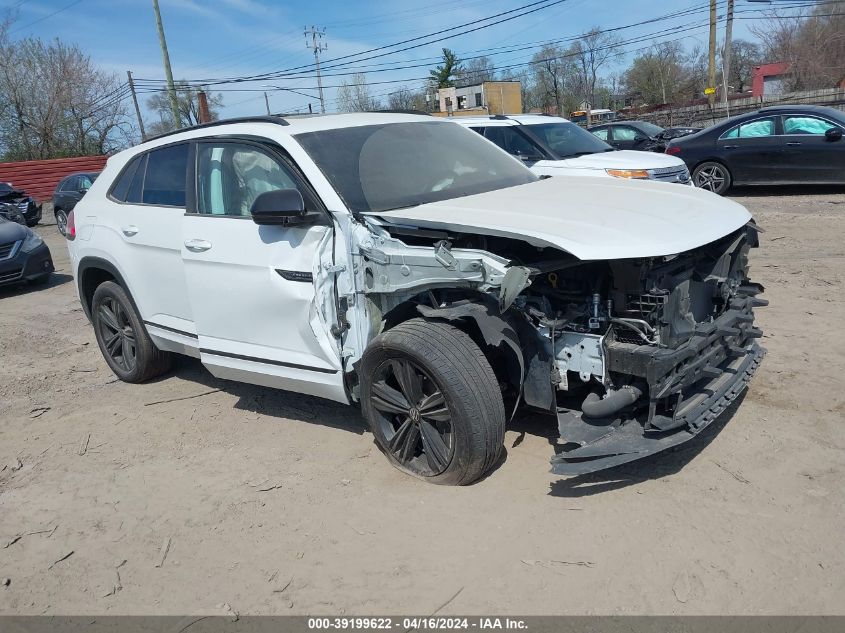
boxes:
[693,161,732,195]
[360,318,505,485]
[91,281,172,383]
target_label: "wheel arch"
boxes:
[379,294,554,412]
[77,256,140,322]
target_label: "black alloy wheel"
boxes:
[96,296,137,372]
[370,358,454,476]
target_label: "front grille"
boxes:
[0,241,19,260]
[649,166,690,184]
[0,268,22,283]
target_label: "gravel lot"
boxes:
[1,187,844,615]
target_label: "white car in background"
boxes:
[455,114,692,185]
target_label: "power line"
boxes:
[9,0,83,33]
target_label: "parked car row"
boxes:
[587,104,845,195]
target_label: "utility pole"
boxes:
[152,0,181,129]
[197,89,211,124]
[127,70,146,142]
[305,26,327,114]
[707,0,718,109]
[264,92,271,115]
[722,0,735,115]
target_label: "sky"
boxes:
[4,0,780,120]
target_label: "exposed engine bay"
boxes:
[348,217,766,475]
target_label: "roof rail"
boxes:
[490,114,510,120]
[146,115,290,143]
[374,109,431,116]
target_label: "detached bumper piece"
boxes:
[551,293,767,476]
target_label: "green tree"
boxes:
[429,48,462,88]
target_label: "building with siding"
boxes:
[434,81,522,117]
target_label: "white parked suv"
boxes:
[67,113,765,485]
[455,114,692,185]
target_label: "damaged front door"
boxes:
[182,139,347,403]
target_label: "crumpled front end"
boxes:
[546,224,767,475]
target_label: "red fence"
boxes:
[0,155,109,204]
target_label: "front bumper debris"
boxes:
[550,291,767,476]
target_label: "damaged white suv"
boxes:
[67,113,766,485]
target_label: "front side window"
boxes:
[783,115,837,135]
[61,176,78,192]
[526,122,612,158]
[591,128,609,141]
[295,121,536,214]
[612,126,639,141]
[195,142,301,216]
[722,118,776,139]
[483,126,539,156]
[143,144,189,207]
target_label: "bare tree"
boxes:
[571,28,623,112]
[387,86,426,111]
[0,31,133,160]
[336,73,382,112]
[725,40,761,93]
[459,56,496,84]
[751,1,845,91]
[145,81,223,136]
[530,45,579,115]
[625,41,687,106]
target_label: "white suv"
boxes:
[67,113,765,485]
[455,114,691,185]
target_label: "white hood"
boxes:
[365,176,751,261]
[556,149,685,171]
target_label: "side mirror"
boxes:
[825,127,843,142]
[250,189,308,226]
[515,151,544,163]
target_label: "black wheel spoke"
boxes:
[371,380,410,415]
[98,305,119,331]
[391,360,423,406]
[418,390,450,422]
[420,420,450,472]
[388,418,415,457]
[105,332,121,355]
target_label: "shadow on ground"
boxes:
[161,355,366,435]
[0,272,72,299]
[729,184,845,198]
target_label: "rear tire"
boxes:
[360,318,505,485]
[55,208,68,236]
[693,161,732,195]
[91,281,172,383]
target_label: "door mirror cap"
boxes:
[825,127,843,142]
[250,189,309,226]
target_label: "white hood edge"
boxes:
[363,175,751,261]
[558,149,686,171]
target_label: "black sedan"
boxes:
[0,182,41,227]
[52,172,98,235]
[660,126,702,141]
[0,216,54,288]
[588,120,668,152]
[666,105,845,195]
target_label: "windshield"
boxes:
[637,121,665,137]
[295,121,537,214]
[524,122,613,158]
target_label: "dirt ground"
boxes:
[1,187,844,616]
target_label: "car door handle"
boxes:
[723,145,739,149]
[121,225,139,237]
[184,239,212,253]
[786,142,802,146]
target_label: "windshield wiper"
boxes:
[558,151,596,158]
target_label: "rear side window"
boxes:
[111,155,142,202]
[143,144,189,206]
